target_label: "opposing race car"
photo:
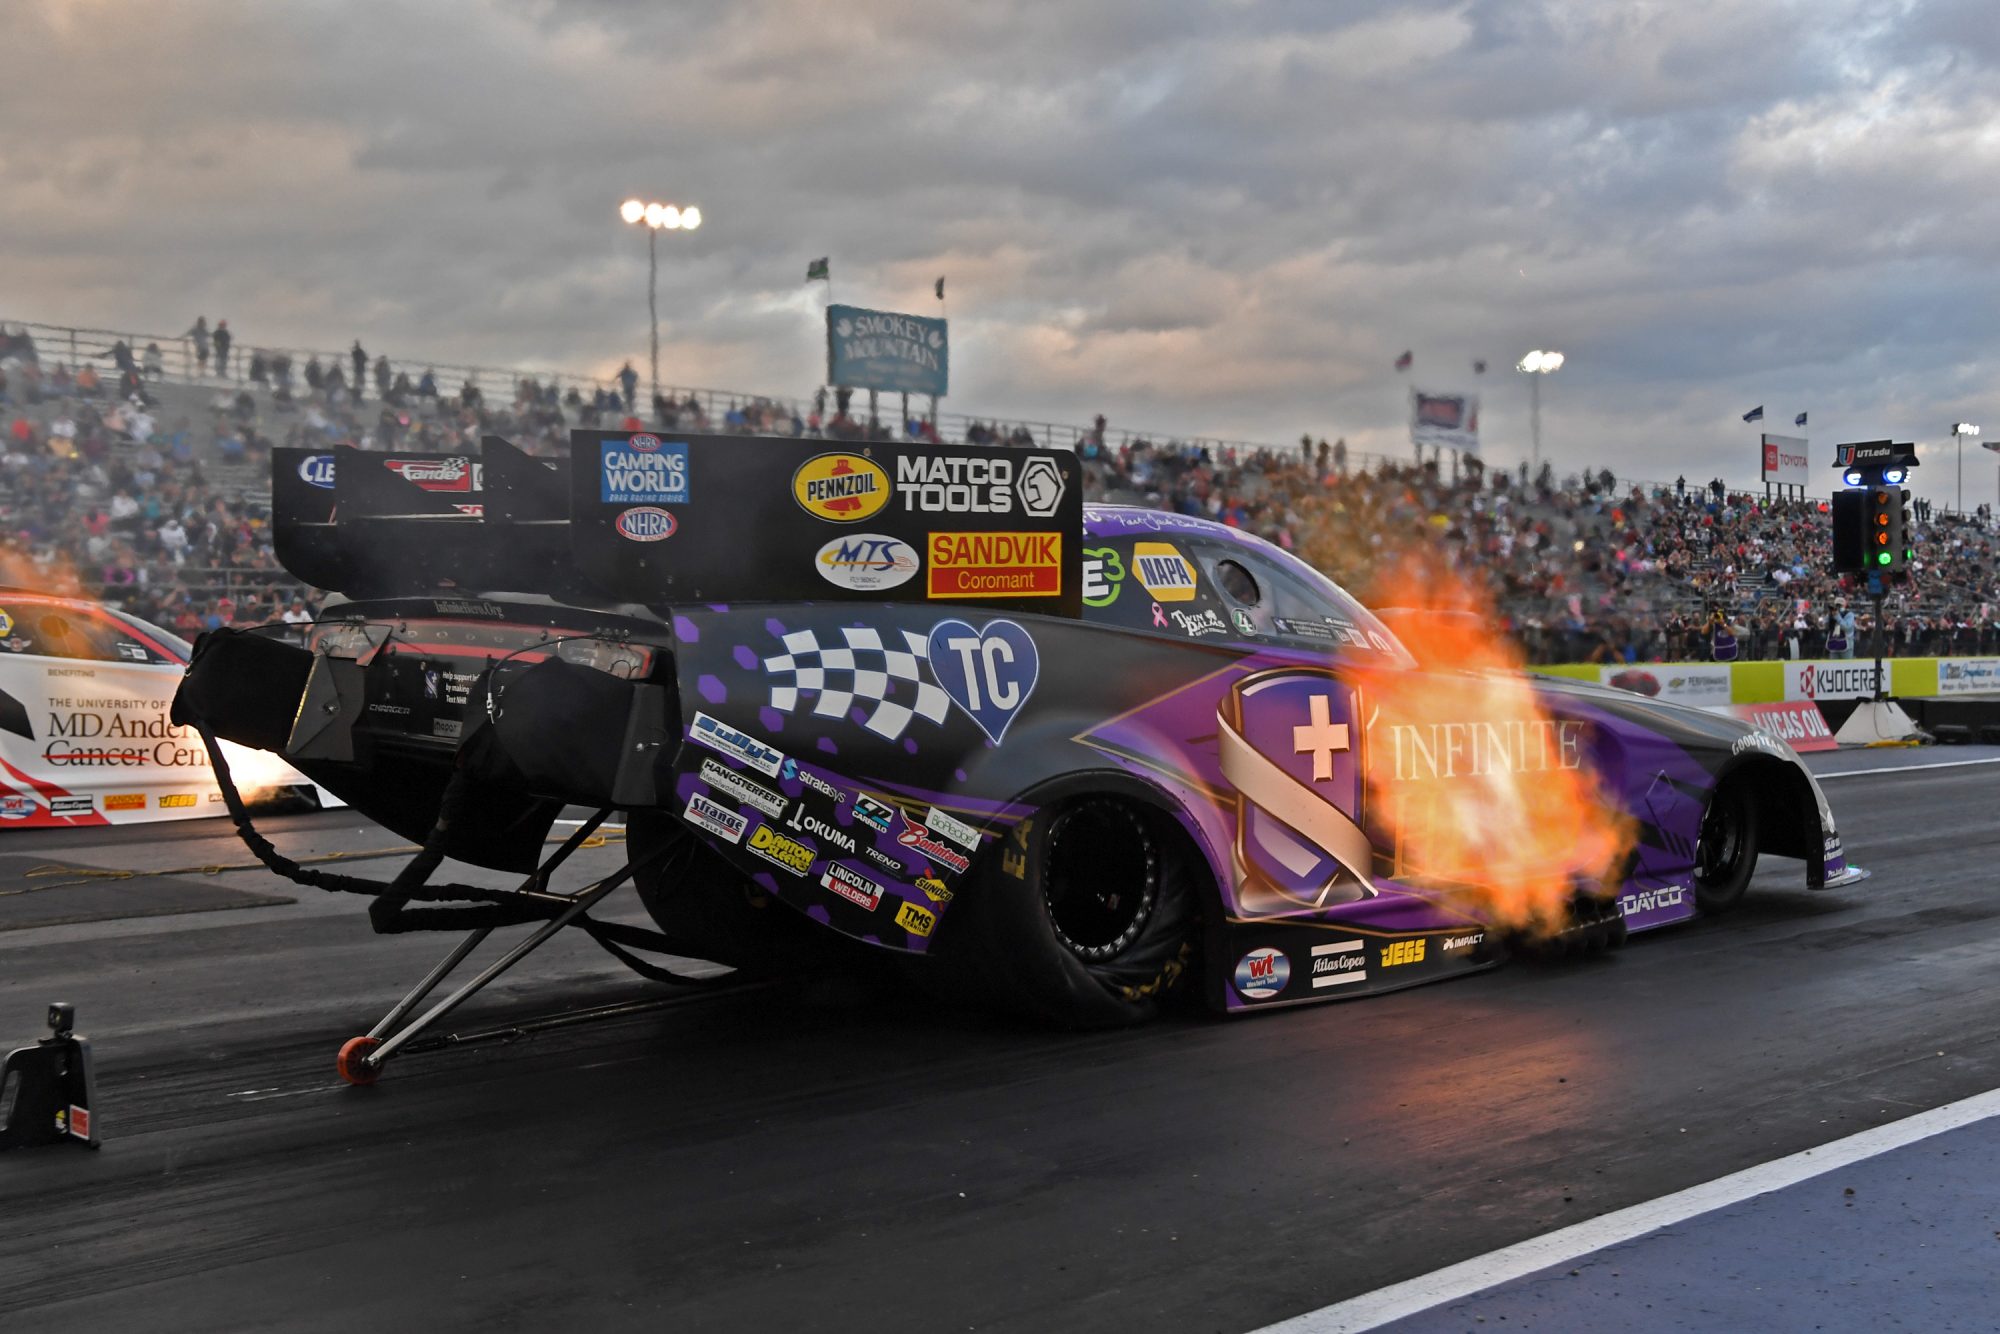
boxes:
[0,589,325,826]
[171,432,1861,1077]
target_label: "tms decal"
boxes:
[894,900,937,937]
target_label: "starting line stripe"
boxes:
[1815,755,2000,779]
[1248,1085,2000,1334]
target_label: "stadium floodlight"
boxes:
[1952,422,1982,513]
[1515,349,1565,467]
[621,197,704,407]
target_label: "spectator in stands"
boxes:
[212,320,233,377]
[618,362,639,412]
[305,356,325,392]
[374,355,392,400]
[351,341,368,399]
[418,367,437,398]
[187,316,210,375]
[143,342,164,377]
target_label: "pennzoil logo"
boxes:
[894,900,937,937]
[747,824,815,875]
[793,454,889,523]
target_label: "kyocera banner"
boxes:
[1784,659,1883,701]
[1760,434,1810,487]
[827,305,949,397]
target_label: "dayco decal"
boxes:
[1310,939,1367,988]
[1132,542,1197,602]
[814,533,920,593]
[927,532,1061,599]
[785,802,857,853]
[819,862,885,911]
[896,823,971,874]
[914,873,954,904]
[746,824,815,875]
[1380,939,1426,967]
[793,453,890,522]
[599,435,689,505]
[1233,947,1290,1000]
[1382,719,1585,782]
[894,900,937,937]
[688,711,784,776]
[896,454,1013,514]
[684,792,748,844]
[699,758,787,819]
[1618,885,1688,915]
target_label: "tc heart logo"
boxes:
[925,619,1039,744]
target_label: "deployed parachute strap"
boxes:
[197,726,724,986]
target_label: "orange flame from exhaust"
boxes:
[1356,550,1633,936]
[0,543,86,597]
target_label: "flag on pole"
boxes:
[1795,411,1808,427]
[1742,405,1764,422]
[1472,359,1487,375]
[1394,350,1413,371]
[806,258,829,282]
[935,277,945,301]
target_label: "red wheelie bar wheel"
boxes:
[336,1035,383,1086]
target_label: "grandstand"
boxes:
[4,316,1996,663]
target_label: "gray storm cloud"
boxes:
[1,0,1994,496]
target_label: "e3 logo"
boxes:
[1082,547,1125,607]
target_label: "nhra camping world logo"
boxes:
[1217,670,1377,915]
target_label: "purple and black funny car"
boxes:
[171,432,1864,1080]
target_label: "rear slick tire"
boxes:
[929,799,1199,1029]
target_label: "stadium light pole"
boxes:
[1516,350,1564,470]
[1952,422,1979,514]
[620,198,703,409]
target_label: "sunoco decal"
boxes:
[1234,947,1290,1000]
[793,453,889,523]
[614,507,677,542]
[689,712,784,776]
[815,533,920,593]
[600,436,690,505]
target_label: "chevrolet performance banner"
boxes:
[826,305,949,397]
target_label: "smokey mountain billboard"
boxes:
[1760,434,1809,487]
[827,305,949,398]
[1410,390,1479,454]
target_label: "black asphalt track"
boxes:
[1,759,1997,1333]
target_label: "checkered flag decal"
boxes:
[763,626,951,741]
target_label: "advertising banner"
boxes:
[1733,701,1838,752]
[1760,434,1810,487]
[1600,663,1733,707]
[1410,390,1479,454]
[1783,659,1883,702]
[1935,658,2000,696]
[826,305,949,397]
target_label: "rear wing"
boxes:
[271,431,1082,616]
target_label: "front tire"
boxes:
[928,798,1200,1028]
[1694,780,1760,912]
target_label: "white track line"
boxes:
[1816,755,2000,779]
[1249,1085,2000,1334]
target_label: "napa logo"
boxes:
[814,533,919,592]
[793,453,889,523]
[613,506,677,542]
[1233,947,1290,1000]
[298,454,338,489]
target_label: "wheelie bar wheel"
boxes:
[336,1035,383,1086]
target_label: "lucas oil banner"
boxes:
[826,305,949,398]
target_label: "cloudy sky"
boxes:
[4,0,1996,501]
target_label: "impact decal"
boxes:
[685,792,749,844]
[794,453,889,523]
[925,619,1039,744]
[1233,947,1290,1000]
[747,823,815,875]
[896,823,972,875]
[1014,456,1066,517]
[894,900,937,937]
[600,435,690,505]
[815,534,920,593]
[1310,940,1367,988]
[1440,932,1484,952]
[699,758,787,819]
[1081,548,1125,607]
[688,711,784,776]
[613,507,677,542]
[926,532,1061,599]
[1132,542,1198,602]
[763,626,950,743]
[298,454,337,489]
[820,862,884,911]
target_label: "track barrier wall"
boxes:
[1532,656,2000,706]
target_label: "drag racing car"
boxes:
[169,432,1862,1078]
[0,588,325,827]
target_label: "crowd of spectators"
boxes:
[5,320,1999,665]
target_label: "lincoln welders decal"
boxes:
[1219,671,1376,910]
